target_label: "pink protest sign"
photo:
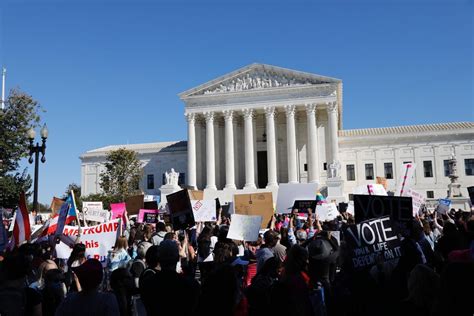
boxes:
[138,209,158,223]
[110,202,126,219]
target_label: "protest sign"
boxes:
[354,184,387,196]
[354,194,413,223]
[55,219,120,265]
[221,203,232,218]
[436,199,451,215]
[166,189,195,230]
[316,203,339,222]
[144,201,159,210]
[343,216,401,270]
[292,200,317,212]
[227,214,262,242]
[276,183,318,214]
[83,202,109,222]
[125,195,144,215]
[50,197,65,216]
[191,200,216,222]
[406,189,425,216]
[347,202,354,216]
[188,190,204,200]
[395,163,416,197]
[144,195,160,202]
[110,203,126,219]
[138,209,159,223]
[467,186,474,205]
[234,192,273,229]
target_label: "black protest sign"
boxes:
[144,212,158,224]
[144,201,158,210]
[338,202,348,213]
[166,189,195,230]
[468,186,474,205]
[354,194,413,223]
[343,216,401,270]
[292,200,317,212]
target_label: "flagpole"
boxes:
[70,190,84,228]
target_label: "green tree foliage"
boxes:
[0,89,42,208]
[99,148,142,200]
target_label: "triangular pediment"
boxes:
[179,63,341,98]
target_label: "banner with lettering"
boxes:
[191,200,216,222]
[343,216,401,270]
[55,219,120,264]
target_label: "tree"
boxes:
[99,148,142,200]
[0,89,42,208]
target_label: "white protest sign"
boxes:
[353,184,387,196]
[276,183,318,214]
[227,214,262,242]
[83,202,109,222]
[55,219,120,265]
[347,202,355,216]
[191,200,216,222]
[406,189,425,216]
[395,163,416,197]
[436,199,451,215]
[316,203,339,222]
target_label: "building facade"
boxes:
[81,64,474,202]
[80,141,187,197]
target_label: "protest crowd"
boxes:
[0,185,473,316]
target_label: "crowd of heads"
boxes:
[0,203,473,316]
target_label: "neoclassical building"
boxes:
[81,63,474,202]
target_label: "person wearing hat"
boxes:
[55,259,119,315]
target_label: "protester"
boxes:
[55,259,120,315]
[2,187,473,316]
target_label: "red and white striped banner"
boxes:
[13,192,31,246]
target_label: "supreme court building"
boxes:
[81,64,474,202]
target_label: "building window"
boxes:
[426,191,434,198]
[443,160,450,176]
[365,163,374,180]
[403,161,412,164]
[423,161,433,177]
[348,194,354,201]
[346,164,355,181]
[304,164,308,172]
[464,159,474,176]
[147,174,154,190]
[323,162,327,171]
[384,162,393,179]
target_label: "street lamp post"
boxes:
[27,124,48,212]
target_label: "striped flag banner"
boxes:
[13,192,31,246]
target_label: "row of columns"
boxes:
[186,102,339,190]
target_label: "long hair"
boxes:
[114,236,129,251]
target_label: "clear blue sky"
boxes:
[0,0,472,204]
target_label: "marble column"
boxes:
[243,109,256,189]
[204,112,216,190]
[285,105,298,183]
[186,113,197,189]
[223,110,236,189]
[306,103,319,183]
[265,106,278,188]
[327,102,340,167]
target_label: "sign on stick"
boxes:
[227,214,262,242]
